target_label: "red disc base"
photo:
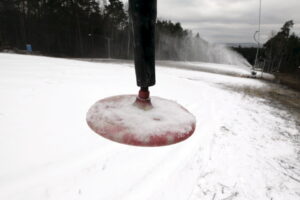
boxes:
[86,95,196,147]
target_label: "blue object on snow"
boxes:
[26,44,32,52]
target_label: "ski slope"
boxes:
[0,53,299,200]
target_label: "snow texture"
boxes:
[87,95,195,145]
[0,53,299,200]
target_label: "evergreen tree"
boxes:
[264,20,300,73]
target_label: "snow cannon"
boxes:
[86,0,196,146]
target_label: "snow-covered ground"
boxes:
[0,53,299,200]
[80,58,276,80]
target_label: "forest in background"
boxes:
[0,0,193,60]
[234,20,300,73]
[1,0,300,74]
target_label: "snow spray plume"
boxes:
[156,32,251,68]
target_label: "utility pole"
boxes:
[19,0,27,48]
[88,33,94,56]
[253,0,262,71]
[127,3,131,59]
[73,0,83,56]
[127,20,131,59]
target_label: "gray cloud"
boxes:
[156,0,300,43]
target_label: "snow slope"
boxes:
[0,53,299,200]
[81,58,276,80]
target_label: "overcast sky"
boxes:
[149,0,300,43]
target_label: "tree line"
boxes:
[234,20,300,73]
[2,1,298,73]
[0,0,192,60]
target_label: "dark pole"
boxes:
[104,37,111,58]
[129,0,157,91]
[88,33,93,55]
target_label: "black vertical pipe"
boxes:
[129,0,157,87]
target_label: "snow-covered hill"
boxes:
[0,53,299,200]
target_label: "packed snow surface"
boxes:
[0,53,299,200]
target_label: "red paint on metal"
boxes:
[87,95,196,147]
